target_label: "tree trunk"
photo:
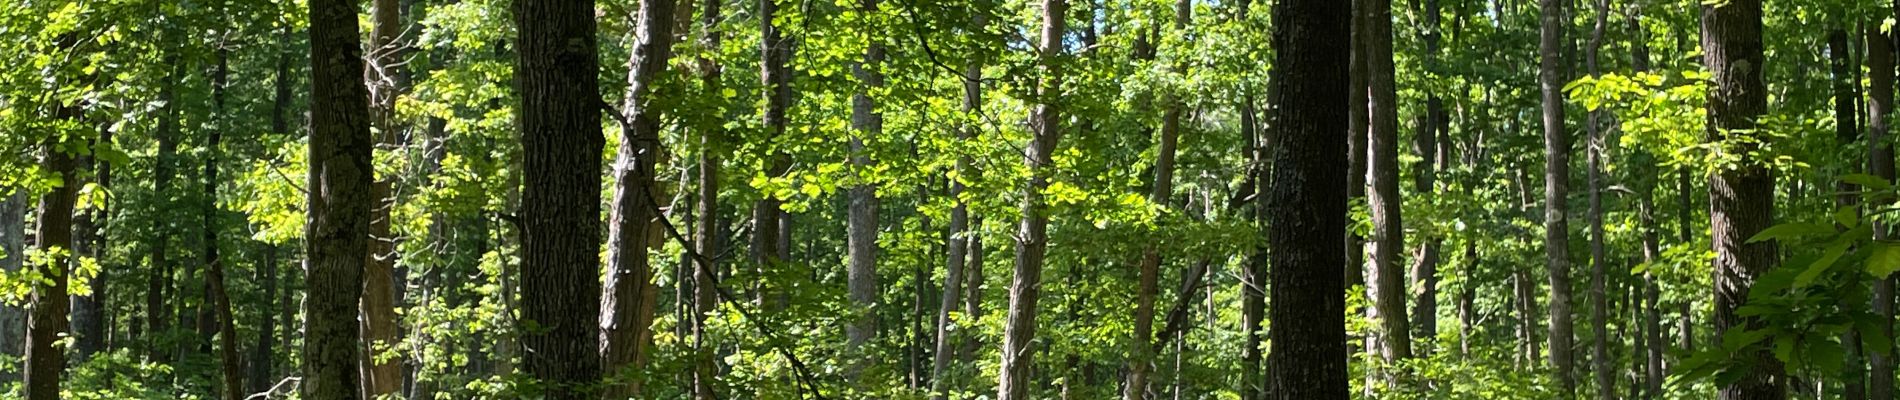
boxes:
[1538,0,1575,392]
[71,125,107,362]
[200,40,245,400]
[960,228,986,367]
[306,0,374,398]
[25,93,81,400]
[1585,0,1611,398]
[1263,0,1351,396]
[997,2,1065,398]
[1346,0,1369,293]
[601,0,677,395]
[753,0,795,312]
[0,187,24,384]
[1407,0,1445,354]
[1365,0,1413,369]
[1240,94,1266,400]
[1825,26,1869,400]
[360,0,410,395]
[1865,18,1898,400]
[1128,2,1190,397]
[514,0,607,396]
[1704,1,1786,398]
[846,0,885,363]
[146,56,183,365]
[930,3,987,397]
[692,0,725,398]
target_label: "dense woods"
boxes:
[12,0,1900,398]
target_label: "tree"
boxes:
[1365,0,1414,370]
[361,0,411,395]
[601,0,677,395]
[1585,0,1610,397]
[1537,0,1576,392]
[691,0,725,398]
[513,0,607,396]
[305,0,374,398]
[997,1,1065,398]
[1702,0,1785,398]
[205,31,244,400]
[846,0,884,360]
[1263,0,1351,397]
[25,87,81,400]
[1863,12,1897,400]
[929,2,990,397]
[1127,1,1190,397]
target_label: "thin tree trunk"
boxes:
[753,0,795,312]
[998,2,1066,398]
[1263,0,1352,396]
[1128,2,1190,397]
[1407,0,1445,354]
[0,186,24,385]
[601,0,677,395]
[1864,17,1898,400]
[514,0,607,396]
[1824,26,1870,400]
[692,0,724,398]
[146,55,183,365]
[1704,1,1786,398]
[361,0,408,395]
[846,0,885,363]
[201,38,245,400]
[929,3,988,397]
[1365,0,1413,369]
[1538,0,1576,392]
[1585,0,1611,397]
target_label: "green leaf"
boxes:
[1842,173,1894,192]
[1836,207,1860,229]
[1746,222,1837,243]
[1796,240,1851,288]
[1868,243,1900,279]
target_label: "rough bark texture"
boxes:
[1346,0,1369,291]
[1364,0,1413,366]
[1407,0,1445,353]
[1703,1,1786,399]
[361,0,409,396]
[1263,0,1351,396]
[846,0,885,360]
[25,102,81,400]
[1537,0,1575,392]
[753,0,795,310]
[997,2,1065,398]
[514,0,606,396]
[601,0,677,395]
[306,0,374,398]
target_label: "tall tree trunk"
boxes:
[203,38,245,400]
[601,0,677,395]
[1240,95,1266,400]
[146,56,183,365]
[1408,0,1445,353]
[692,0,725,398]
[1703,1,1786,398]
[1864,17,1898,400]
[306,0,374,398]
[1538,0,1576,392]
[25,85,82,400]
[753,0,795,312]
[71,117,108,362]
[1128,2,1190,397]
[514,0,606,396]
[930,3,988,397]
[1365,0,1413,369]
[1346,0,1369,294]
[997,2,1065,398]
[361,0,410,395]
[1263,0,1352,396]
[1585,0,1611,397]
[846,0,885,364]
[960,228,986,367]
[1825,26,1870,400]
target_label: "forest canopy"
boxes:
[0,0,1894,399]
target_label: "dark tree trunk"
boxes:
[203,40,245,400]
[514,0,607,396]
[1865,17,1898,400]
[1408,0,1445,353]
[71,117,109,362]
[1263,0,1351,396]
[1365,0,1413,368]
[25,91,81,400]
[930,2,988,396]
[601,0,677,395]
[1826,26,1869,400]
[1538,0,1576,392]
[998,2,1065,398]
[1585,0,1611,397]
[0,186,23,385]
[146,56,183,365]
[692,0,725,398]
[1703,1,1786,398]
[752,0,796,312]
[1128,2,1190,397]
[361,0,410,395]
[305,0,374,398]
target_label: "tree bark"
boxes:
[1585,0,1611,397]
[1538,0,1576,392]
[752,0,796,312]
[1365,0,1413,368]
[1264,0,1351,396]
[202,39,245,400]
[601,0,677,395]
[1346,0,1369,294]
[846,0,885,364]
[145,56,183,365]
[1407,0,1445,353]
[692,1,725,398]
[930,3,988,397]
[1825,26,1869,400]
[0,186,23,384]
[997,2,1065,399]
[360,0,410,396]
[1127,2,1190,397]
[1864,18,1898,400]
[306,0,374,398]
[25,90,81,400]
[1703,1,1786,398]
[514,0,607,396]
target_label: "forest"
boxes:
[0,0,1894,398]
